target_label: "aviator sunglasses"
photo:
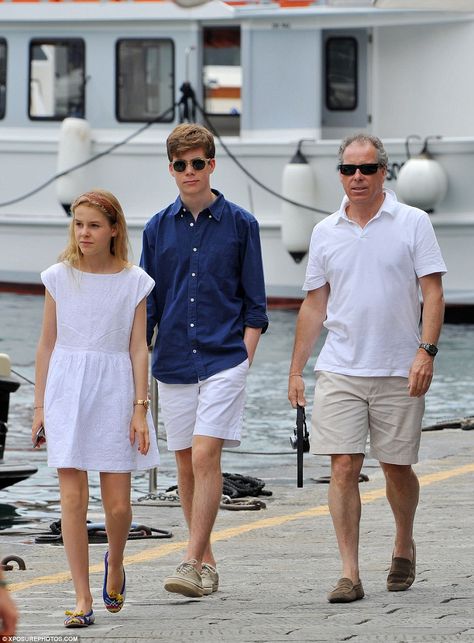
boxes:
[172,158,212,172]
[338,163,381,176]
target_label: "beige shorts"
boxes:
[158,359,249,451]
[311,371,425,465]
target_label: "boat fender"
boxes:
[56,117,92,215]
[172,0,210,7]
[281,142,318,263]
[396,138,448,213]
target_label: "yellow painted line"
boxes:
[9,461,474,594]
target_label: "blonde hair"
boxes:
[166,124,215,161]
[59,189,131,268]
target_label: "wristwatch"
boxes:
[133,399,150,411]
[419,343,438,357]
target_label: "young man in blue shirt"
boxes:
[141,123,268,597]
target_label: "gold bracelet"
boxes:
[289,373,303,377]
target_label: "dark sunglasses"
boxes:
[172,158,211,172]
[338,163,381,176]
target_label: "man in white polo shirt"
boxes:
[288,133,446,603]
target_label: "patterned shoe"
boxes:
[164,559,203,598]
[103,551,126,613]
[201,563,219,595]
[327,578,365,603]
[64,609,95,628]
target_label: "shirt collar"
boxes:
[335,188,398,224]
[171,190,225,221]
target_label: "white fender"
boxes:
[0,353,11,378]
[173,0,210,7]
[56,117,92,214]
[396,155,448,212]
[281,150,318,263]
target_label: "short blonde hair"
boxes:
[59,189,131,267]
[166,124,215,161]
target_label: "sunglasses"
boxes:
[338,163,381,176]
[172,158,211,173]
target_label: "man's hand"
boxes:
[288,374,306,408]
[408,350,434,397]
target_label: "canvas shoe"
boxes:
[164,559,203,598]
[201,563,219,595]
[327,577,365,603]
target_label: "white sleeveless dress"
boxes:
[41,262,160,472]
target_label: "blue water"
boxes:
[1,292,474,532]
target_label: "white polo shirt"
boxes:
[303,189,447,377]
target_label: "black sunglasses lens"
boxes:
[360,164,379,175]
[173,160,187,172]
[339,165,355,175]
[192,159,207,170]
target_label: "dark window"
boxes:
[0,39,6,119]
[203,27,241,117]
[325,37,357,111]
[29,39,85,120]
[116,39,174,123]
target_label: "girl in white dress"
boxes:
[32,189,159,628]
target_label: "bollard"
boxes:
[0,354,21,462]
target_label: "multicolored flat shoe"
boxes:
[103,550,126,613]
[64,609,95,628]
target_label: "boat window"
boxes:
[0,39,6,119]
[202,27,241,136]
[29,39,85,120]
[116,39,174,123]
[325,37,358,111]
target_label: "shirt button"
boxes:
[190,222,194,227]
[190,298,195,302]
[208,215,212,219]
[191,272,196,277]
[190,323,195,327]
[180,214,184,218]
[192,349,197,354]
[193,247,197,252]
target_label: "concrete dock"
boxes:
[2,427,474,643]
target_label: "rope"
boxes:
[0,83,331,215]
[222,472,272,499]
[0,104,175,208]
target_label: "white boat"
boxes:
[1,0,474,312]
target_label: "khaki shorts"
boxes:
[158,359,249,451]
[311,371,425,465]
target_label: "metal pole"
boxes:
[148,371,159,494]
[148,328,159,495]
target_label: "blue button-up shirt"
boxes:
[140,191,268,384]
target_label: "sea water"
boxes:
[1,293,474,529]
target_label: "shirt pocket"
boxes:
[203,242,240,277]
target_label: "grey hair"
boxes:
[337,133,388,168]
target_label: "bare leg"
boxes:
[100,472,132,593]
[58,468,92,613]
[328,454,365,582]
[175,436,223,570]
[380,462,419,560]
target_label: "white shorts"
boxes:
[157,359,249,451]
[311,371,425,465]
